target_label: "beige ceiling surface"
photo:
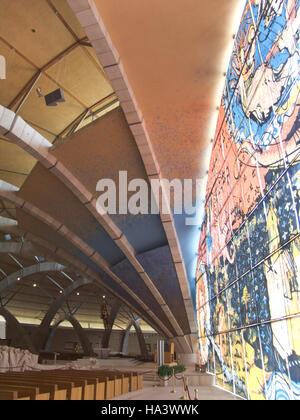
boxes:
[46,47,113,108]
[0,39,37,107]
[50,0,87,40]
[1,0,75,68]
[0,0,117,195]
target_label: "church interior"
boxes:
[0,0,299,401]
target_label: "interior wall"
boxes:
[5,323,161,356]
[196,0,300,401]
[47,327,161,356]
[5,324,35,350]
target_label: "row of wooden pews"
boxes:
[0,369,143,400]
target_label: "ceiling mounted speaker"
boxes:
[45,88,65,107]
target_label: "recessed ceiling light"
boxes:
[33,283,37,288]
[77,292,80,296]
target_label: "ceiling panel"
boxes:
[0,139,36,187]
[0,39,37,107]
[0,0,116,194]
[78,101,119,131]
[19,73,86,134]
[45,46,113,108]
[0,0,75,68]
[51,0,87,40]
[27,121,57,144]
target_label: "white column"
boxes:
[0,315,6,339]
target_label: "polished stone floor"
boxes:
[112,381,241,401]
[98,359,242,401]
[52,358,242,400]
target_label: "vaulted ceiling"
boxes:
[0,0,118,190]
[0,0,243,352]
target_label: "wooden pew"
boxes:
[4,371,97,401]
[25,371,95,401]
[105,371,142,392]
[116,371,138,392]
[124,372,143,391]
[0,369,143,400]
[90,371,126,397]
[0,389,30,400]
[77,369,143,397]
[44,371,106,400]
[0,373,81,401]
[120,374,130,394]
[0,376,67,400]
[39,370,114,400]
[0,384,50,400]
[70,370,125,399]
[89,372,121,398]
[137,373,143,390]
[35,372,95,400]
[66,369,142,396]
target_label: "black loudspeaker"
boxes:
[45,88,65,107]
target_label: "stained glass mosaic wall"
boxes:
[196,0,300,400]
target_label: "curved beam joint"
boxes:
[34,278,92,351]
[44,314,94,356]
[121,318,149,359]
[0,261,65,295]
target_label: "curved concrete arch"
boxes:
[44,314,94,356]
[0,216,21,235]
[121,318,148,359]
[101,299,122,348]
[34,278,92,351]
[0,179,174,341]
[0,217,104,283]
[0,218,169,342]
[0,261,65,295]
[65,0,197,339]
[90,282,168,342]
[0,241,77,278]
[121,322,132,354]
[0,104,192,351]
[34,277,167,356]
[0,241,43,257]
[44,319,62,352]
[0,306,36,353]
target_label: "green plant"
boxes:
[175,364,186,374]
[158,364,186,378]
